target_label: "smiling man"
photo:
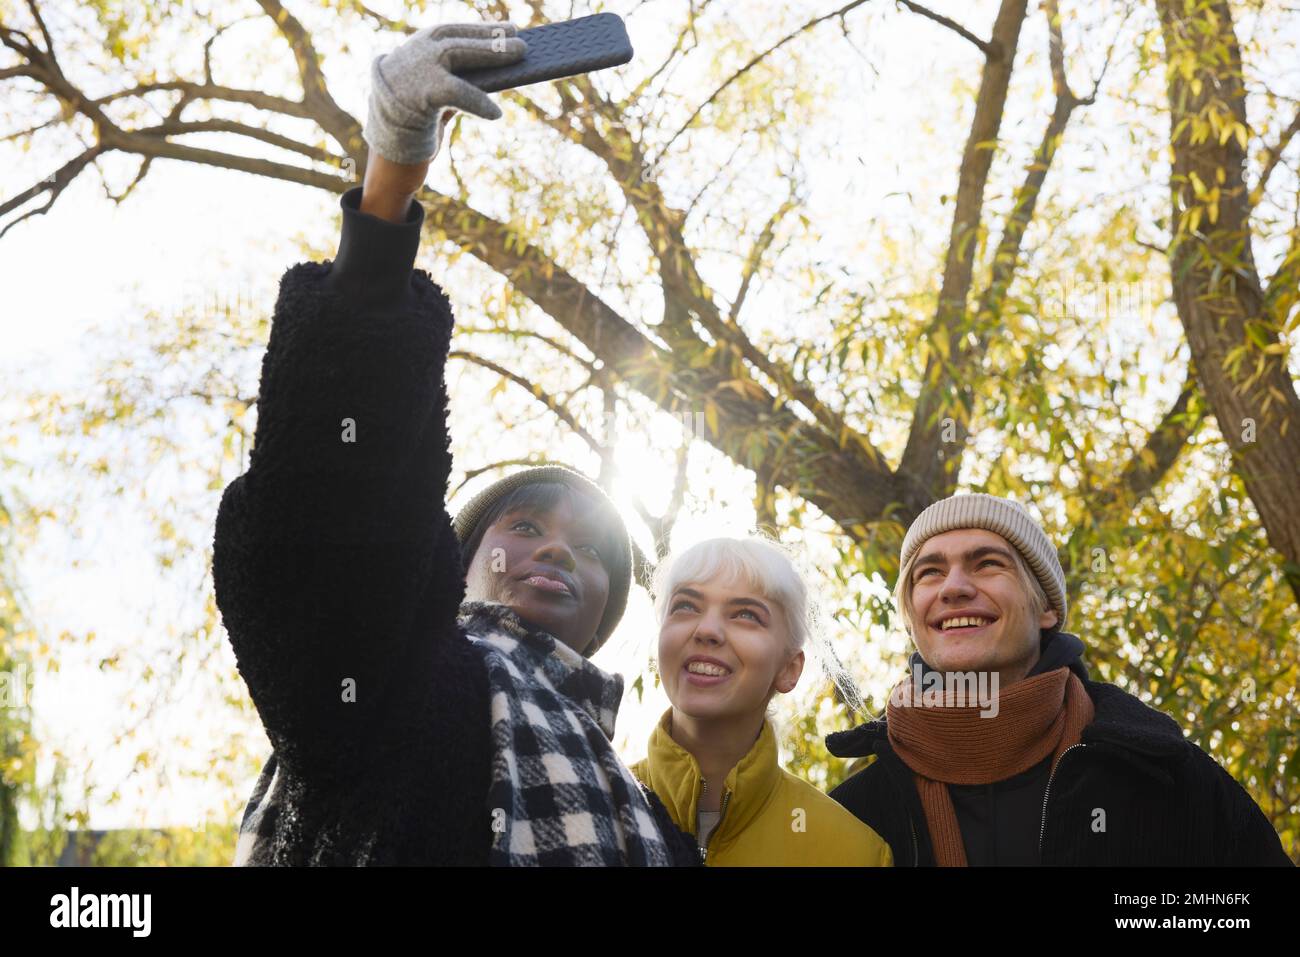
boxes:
[825,493,1292,866]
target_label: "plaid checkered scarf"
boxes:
[232,601,674,866]
[460,601,674,866]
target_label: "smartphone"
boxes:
[455,12,633,94]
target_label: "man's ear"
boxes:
[1039,607,1059,631]
[774,650,805,695]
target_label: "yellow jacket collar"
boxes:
[640,708,782,844]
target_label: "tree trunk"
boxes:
[1155,0,1300,602]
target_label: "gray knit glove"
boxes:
[364,21,528,165]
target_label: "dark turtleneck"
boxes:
[322,185,424,310]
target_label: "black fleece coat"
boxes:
[212,186,697,866]
[826,652,1294,866]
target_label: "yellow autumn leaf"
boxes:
[703,401,719,437]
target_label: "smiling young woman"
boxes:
[630,535,893,866]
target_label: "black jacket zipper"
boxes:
[1038,743,1085,861]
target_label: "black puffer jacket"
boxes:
[212,186,697,866]
[826,646,1293,866]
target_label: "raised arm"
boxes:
[358,152,434,224]
[212,22,527,783]
[212,185,460,783]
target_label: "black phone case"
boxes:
[455,12,633,94]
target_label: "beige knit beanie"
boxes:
[900,493,1067,629]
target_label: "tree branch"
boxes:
[0,111,63,142]
[897,0,1030,506]
[1253,103,1300,202]
[0,0,926,545]
[681,135,750,223]
[344,0,415,34]
[0,145,103,238]
[0,32,351,236]
[451,458,571,497]
[549,70,892,476]
[93,80,314,120]
[896,1,996,56]
[455,326,598,373]
[420,190,904,535]
[1063,372,1203,578]
[22,0,54,57]
[650,0,878,170]
[623,0,721,107]
[202,15,259,86]
[957,0,1096,394]
[632,441,691,560]
[730,180,800,323]
[253,0,364,157]
[134,117,340,166]
[1262,209,1299,331]
[102,154,152,204]
[94,126,345,191]
[449,350,602,453]
[1099,376,1202,512]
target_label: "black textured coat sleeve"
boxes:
[213,186,467,785]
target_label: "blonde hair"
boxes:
[652,534,865,714]
[894,539,1051,637]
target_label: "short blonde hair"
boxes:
[894,539,1050,637]
[653,535,810,651]
[653,534,864,714]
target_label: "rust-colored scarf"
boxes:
[886,666,1094,866]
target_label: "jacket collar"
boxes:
[458,600,624,739]
[638,708,782,845]
[825,641,1189,781]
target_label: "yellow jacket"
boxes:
[631,709,893,866]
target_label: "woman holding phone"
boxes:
[215,20,697,866]
[631,536,893,865]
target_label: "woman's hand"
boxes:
[358,20,526,222]
[365,20,526,164]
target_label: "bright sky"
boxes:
[0,0,1293,832]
